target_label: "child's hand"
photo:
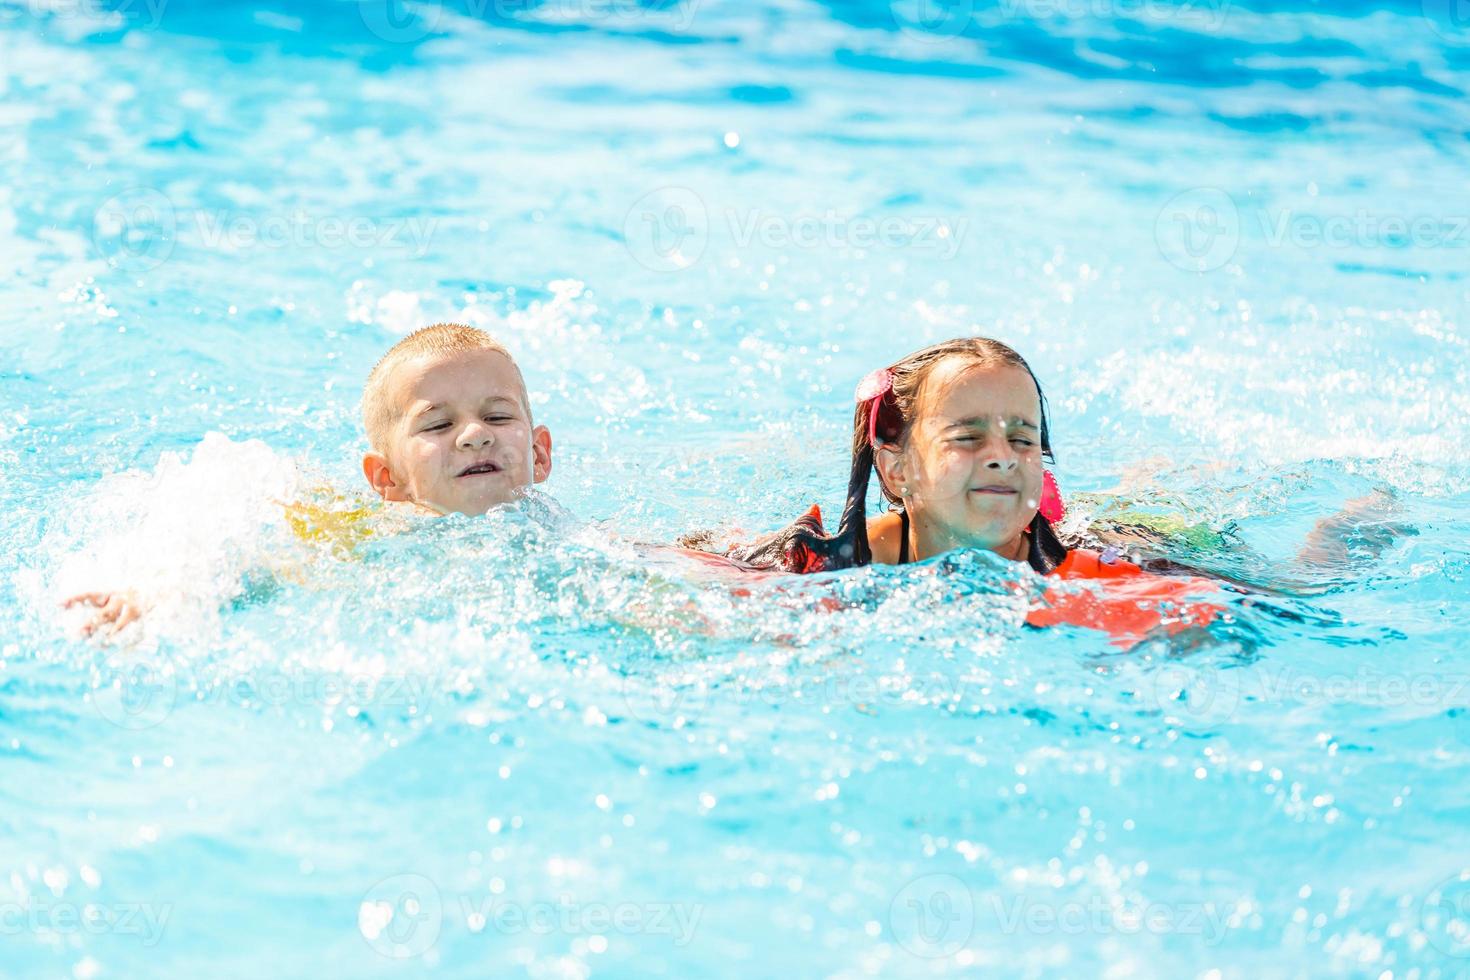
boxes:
[1298,489,1415,572]
[726,505,854,573]
[62,591,144,638]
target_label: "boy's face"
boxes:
[362,349,552,516]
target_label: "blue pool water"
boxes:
[3,0,1470,975]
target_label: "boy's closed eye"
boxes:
[422,414,517,433]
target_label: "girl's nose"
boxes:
[982,431,1018,470]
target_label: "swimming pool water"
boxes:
[2,0,1469,976]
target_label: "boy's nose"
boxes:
[458,422,494,449]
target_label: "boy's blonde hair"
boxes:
[362,323,524,453]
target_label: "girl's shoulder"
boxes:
[866,511,904,565]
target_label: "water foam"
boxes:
[34,432,303,643]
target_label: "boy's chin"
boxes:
[440,485,528,516]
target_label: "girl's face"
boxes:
[879,359,1045,559]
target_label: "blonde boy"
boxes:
[361,324,552,515]
[67,324,550,634]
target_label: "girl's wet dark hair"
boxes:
[834,337,1068,573]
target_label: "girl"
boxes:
[728,337,1225,642]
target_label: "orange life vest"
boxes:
[711,504,1227,643]
[1028,548,1223,643]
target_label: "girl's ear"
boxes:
[872,442,905,500]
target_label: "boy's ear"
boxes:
[362,452,410,501]
[530,425,552,484]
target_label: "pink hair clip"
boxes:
[855,367,893,447]
[1039,470,1065,523]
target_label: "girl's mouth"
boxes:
[971,485,1018,495]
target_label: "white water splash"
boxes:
[32,433,303,641]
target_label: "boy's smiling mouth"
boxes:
[457,460,503,478]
